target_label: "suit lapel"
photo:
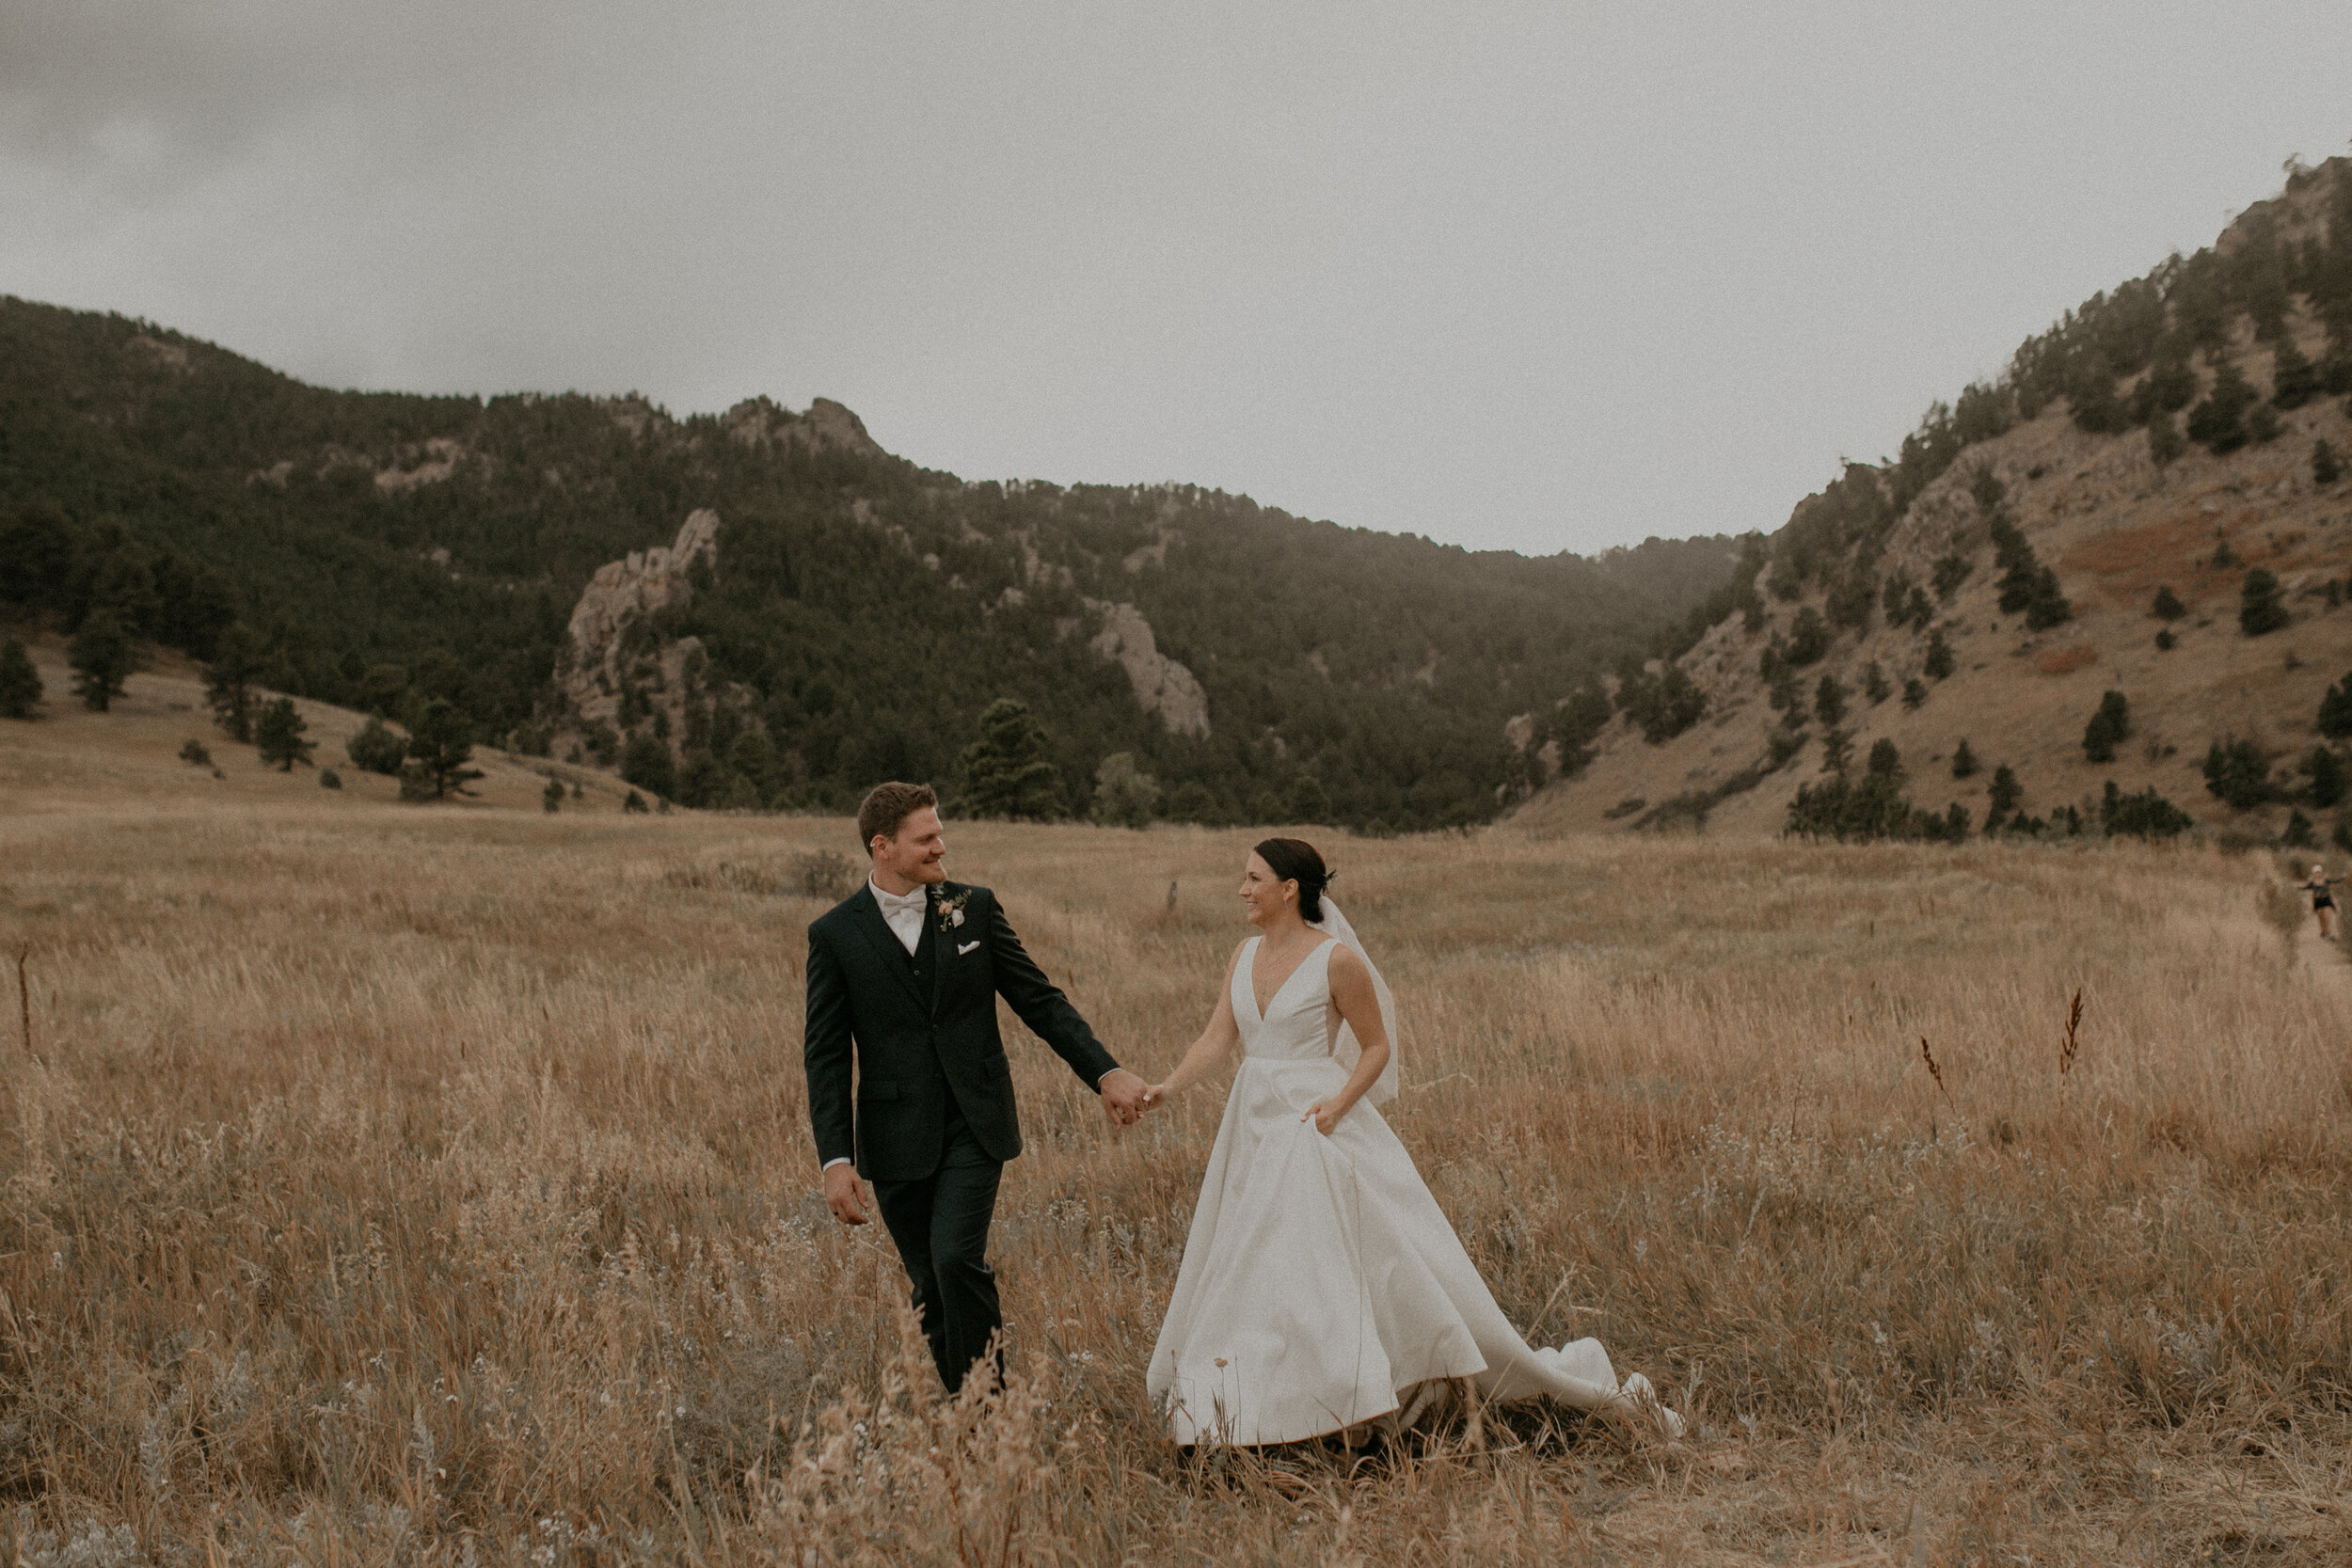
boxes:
[849,887,928,1011]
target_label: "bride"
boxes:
[1141,838,1682,1447]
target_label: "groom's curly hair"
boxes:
[858,782,938,853]
[1253,837,1334,922]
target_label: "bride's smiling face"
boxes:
[1238,853,1297,927]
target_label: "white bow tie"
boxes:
[874,885,927,912]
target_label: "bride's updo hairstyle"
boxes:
[1253,837,1334,922]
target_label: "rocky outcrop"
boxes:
[560,510,722,731]
[1085,600,1211,738]
[721,396,885,460]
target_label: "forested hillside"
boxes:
[0,298,1738,830]
[1520,155,2352,842]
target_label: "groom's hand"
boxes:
[1097,1069,1151,1128]
[822,1163,871,1226]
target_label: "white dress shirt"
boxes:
[824,878,930,1172]
[869,877,929,954]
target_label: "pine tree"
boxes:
[2240,568,2289,636]
[1819,728,1853,774]
[0,637,41,719]
[1863,662,1891,705]
[2316,438,2343,486]
[2152,584,2185,620]
[2082,690,2131,763]
[254,697,315,770]
[622,732,676,800]
[1901,677,1928,710]
[2186,357,2257,452]
[202,622,265,742]
[406,697,485,800]
[2147,410,2185,467]
[1924,629,1955,679]
[1813,673,1847,728]
[1285,774,1331,824]
[1988,765,2022,817]
[2321,673,2352,738]
[959,697,1064,820]
[1951,738,1979,779]
[543,776,564,814]
[2304,745,2347,810]
[2272,334,2322,408]
[1867,738,1904,782]
[68,610,134,711]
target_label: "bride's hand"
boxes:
[1302,1101,1342,1135]
[1142,1084,1168,1111]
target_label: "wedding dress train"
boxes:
[1145,932,1680,1447]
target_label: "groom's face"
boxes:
[872,806,948,887]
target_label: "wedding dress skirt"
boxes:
[1146,937,1679,1447]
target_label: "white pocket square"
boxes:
[957,940,981,956]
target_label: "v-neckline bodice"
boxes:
[1247,934,1335,1022]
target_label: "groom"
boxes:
[804,781,1152,1392]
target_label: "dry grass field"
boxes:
[5,688,2352,1561]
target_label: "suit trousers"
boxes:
[872,1106,1005,1393]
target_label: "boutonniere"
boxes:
[932,888,972,928]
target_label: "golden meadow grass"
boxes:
[3,801,2351,1563]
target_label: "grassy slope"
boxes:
[1522,309,2352,839]
[0,631,629,817]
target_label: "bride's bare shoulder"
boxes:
[1326,942,1367,981]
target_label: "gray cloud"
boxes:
[3,1,2348,555]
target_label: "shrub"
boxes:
[1817,728,1851,774]
[319,768,342,789]
[1863,662,1891,704]
[2280,809,2315,848]
[2202,739,2274,811]
[622,733,677,800]
[2316,439,2343,486]
[2240,568,2289,636]
[511,721,550,758]
[543,776,564,813]
[1902,677,1928,710]
[1989,515,2071,628]
[179,737,211,766]
[1951,739,1979,779]
[1867,738,1903,782]
[2147,411,2185,467]
[1767,730,1805,770]
[1093,752,1161,828]
[1249,790,1284,824]
[254,696,315,771]
[0,638,43,719]
[1924,629,1955,679]
[1163,780,1217,823]
[2337,816,2352,855]
[2248,404,2282,445]
[2155,629,2176,651]
[1785,772,1913,841]
[2152,585,2185,620]
[347,716,407,775]
[2082,690,2130,763]
[2101,781,2193,839]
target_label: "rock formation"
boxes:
[1085,600,1212,738]
[720,396,885,459]
[559,509,723,735]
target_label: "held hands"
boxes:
[1097,1068,1153,1128]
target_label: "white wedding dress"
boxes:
[1146,924,1680,1447]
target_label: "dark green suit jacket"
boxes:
[803,880,1120,1180]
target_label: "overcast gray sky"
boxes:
[3,3,2347,557]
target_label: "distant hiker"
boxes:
[2301,863,2340,940]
